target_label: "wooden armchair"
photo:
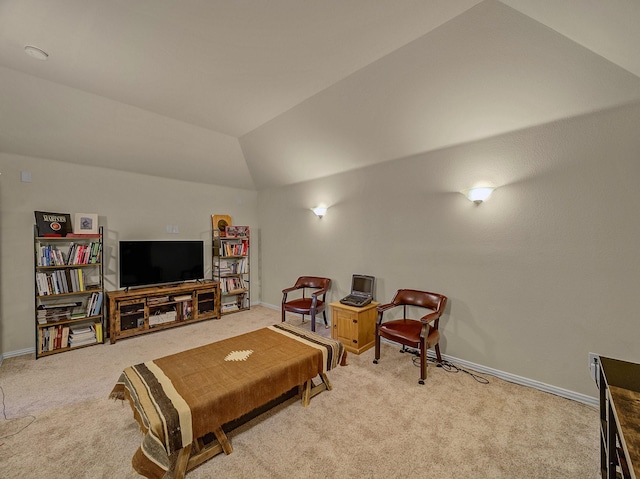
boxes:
[373,289,447,384]
[281,276,331,332]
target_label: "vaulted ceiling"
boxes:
[1,0,640,190]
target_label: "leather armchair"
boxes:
[281,276,331,332]
[373,289,447,384]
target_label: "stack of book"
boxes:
[218,259,232,275]
[69,323,97,347]
[147,296,170,305]
[221,301,240,313]
[149,309,177,326]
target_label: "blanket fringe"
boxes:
[109,384,126,401]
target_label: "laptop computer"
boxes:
[340,274,375,307]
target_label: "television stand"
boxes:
[107,281,220,344]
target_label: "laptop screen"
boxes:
[352,274,374,297]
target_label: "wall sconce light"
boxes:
[311,206,327,218]
[466,187,495,205]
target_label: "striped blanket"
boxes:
[109,324,346,478]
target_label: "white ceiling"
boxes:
[1,0,640,190]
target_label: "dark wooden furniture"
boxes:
[598,356,640,479]
[281,276,331,332]
[107,281,220,343]
[373,289,447,385]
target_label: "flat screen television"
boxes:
[119,240,205,289]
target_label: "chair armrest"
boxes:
[376,303,398,325]
[311,288,327,298]
[282,285,300,294]
[376,302,396,313]
[420,310,440,324]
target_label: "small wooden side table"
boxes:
[329,301,379,354]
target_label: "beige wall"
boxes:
[0,153,258,356]
[258,101,640,397]
[2,101,639,398]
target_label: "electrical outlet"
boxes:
[588,352,599,381]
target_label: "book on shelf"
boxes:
[221,302,240,313]
[95,322,103,343]
[85,291,103,317]
[36,269,87,296]
[67,241,102,265]
[35,241,101,267]
[220,276,247,293]
[38,324,71,352]
[182,301,193,320]
[221,239,249,257]
[36,244,66,266]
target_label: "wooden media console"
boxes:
[107,281,220,344]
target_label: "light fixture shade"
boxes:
[467,187,495,204]
[311,206,327,218]
[24,45,49,60]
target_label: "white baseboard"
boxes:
[263,301,598,407]
[0,347,36,365]
[425,350,598,407]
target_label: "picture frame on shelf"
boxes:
[34,211,72,237]
[73,213,99,235]
[225,225,250,238]
[211,214,232,237]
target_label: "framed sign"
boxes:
[34,211,72,237]
[73,213,99,235]
[225,225,250,238]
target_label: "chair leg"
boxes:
[323,310,328,328]
[435,343,443,365]
[419,341,427,385]
[281,308,285,323]
[373,330,380,364]
[310,311,316,332]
